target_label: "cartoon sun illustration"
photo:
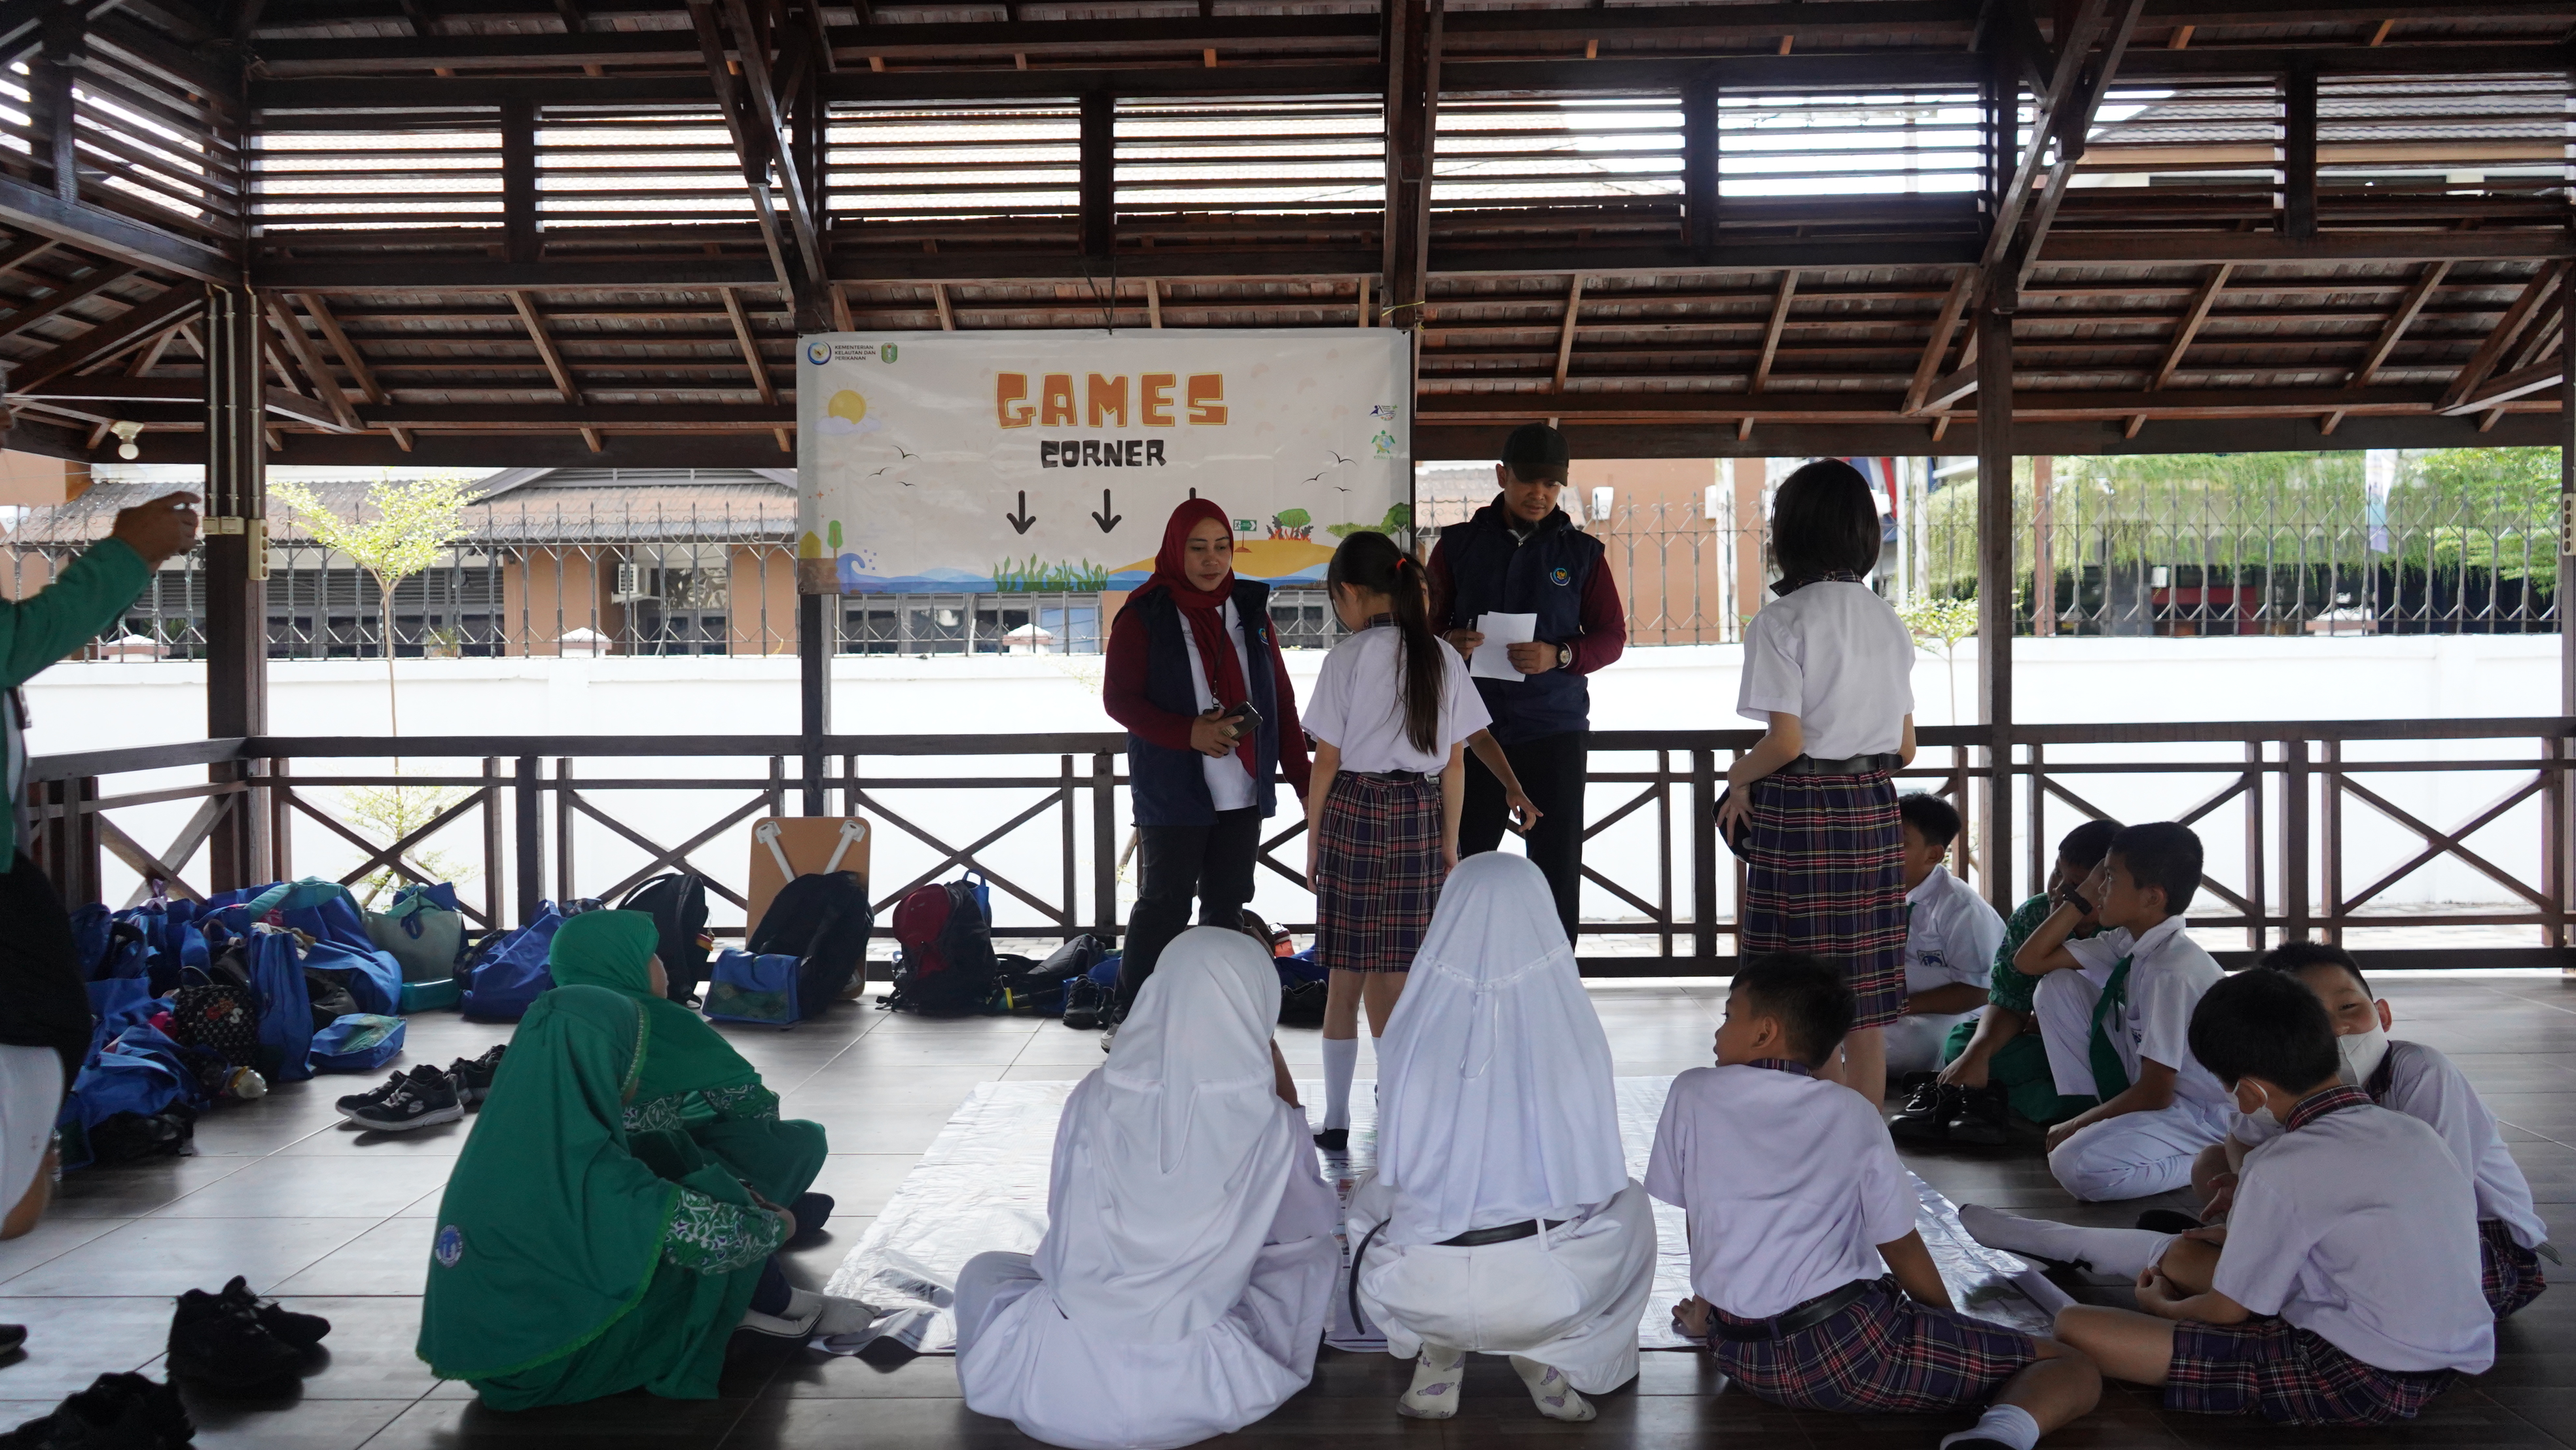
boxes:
[829,391,867,425]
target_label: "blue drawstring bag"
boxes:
[245,928,316,1084]
[703,949,804,1027]
[310,1014,407,1073]
[1086,953,1120,989]
[461,904,564,1021]
[303,938,404,1017]
[56,1024,201,1171]
[1278,946,1326,985]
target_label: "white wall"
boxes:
[22,635,2565,932]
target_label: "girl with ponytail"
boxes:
[1299,531,1495,1151]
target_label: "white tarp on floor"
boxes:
[823,1077,2057,1356]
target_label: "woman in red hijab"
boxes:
[1101,500,1312,1045]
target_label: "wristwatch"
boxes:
[1556,643,1573,670]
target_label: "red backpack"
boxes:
[887,873,998,1012]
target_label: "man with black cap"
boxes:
[1425,421,1625,940]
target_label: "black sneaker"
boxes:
[2136,1209,2204,1235]
[447,1045,506,1105]
[343,1067,462,1132]
[1887,1074,1953,1145]
[332,1067,419,1120]
[1312,1128,1349,1152]
[0,1323,22,1356]
[215,1275,329,1349]
[1946,1083,2012,1147]
[168,1288,301,1394]
[3,1372,192,1448]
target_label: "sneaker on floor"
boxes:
[332,1067,420,1120]
[0,1324,22,1356]
[215,1275,329,1349]
[3,1372,192,1449]
[342,1066,463,1132]
[737,1292,825,1339]
[168,1288,302,1394]
[808,1294,883,1338]
[1945,1083,2012,1146]
[1312,1127,1349,1152]
[447,1045,506,1105]
[1887,1074,1953,1145]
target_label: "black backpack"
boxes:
[884,877,999,1014]
[618,874,713,1003]
[748,871,872,1011]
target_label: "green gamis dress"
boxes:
[415,985,787,1408]
[547,910,829,1209]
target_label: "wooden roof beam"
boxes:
[1550,273,1584,391]
[507,289,603,451]
[687,0,802,297]
[9,281,204,392]
[262,291,362,433]
[2437,260,2561,410]
[2345,259,2450,388]
[1999,0,2151,290]
[718,282,791,453]
[1902,271,1974,415]
[0,262,135,342]
[2148,262,2232,391]
[717,0,826,289]
[291,290,411,450]
[1750,268,1796,392]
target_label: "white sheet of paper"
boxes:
[1469,612,1538,682]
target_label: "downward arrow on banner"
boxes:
[1006,491,1037,535]
[1090,489,1122,533]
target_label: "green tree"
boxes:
[270,474,477,735]
[1899,594,1979,724]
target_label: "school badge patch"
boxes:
[1550,567,1571,586]
[433,1225,465,1269]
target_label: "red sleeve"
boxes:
[1102,603,1197,751]
[1425,533,1459,633]
[1267,631,1312,801]
[1569,556,1626,675]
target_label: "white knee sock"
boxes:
[1959,1204,2173,1277]
[1321,1036,1359,1131]
[1511,1356,1596,1422]
[1940,1403,2041,1450]
[1398,1342,1465,1419]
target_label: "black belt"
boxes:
[1780,753,1901,776]
[1357,769,1433,783]
[1708,1279,1876,1342]
[1437,1218,1567,1248]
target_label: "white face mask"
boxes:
[2337,1021,2391,1088]
[2233,1084,2277,1130]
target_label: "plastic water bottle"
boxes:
[227,1067,268,1101]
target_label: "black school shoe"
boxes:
[447,1044,506,1105]
[214,1276,329,1349]
[1887,1075,1954,1145]
[1946,1083,2012,1146]
[332,1068,416,1120]
[0,1372,193,1449]
[0,1324,22,1356]
[167,1289,301,1395]
[1312,1128,1349,1152]
[342,1067,462,1132]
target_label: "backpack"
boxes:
[460,904,565,1021]
[618,874,713,1003]
[748,871,872,1013]
[702,949,806,1027]
[884,873,999,1014]
[169,974,260,1075]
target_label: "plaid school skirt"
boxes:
[1316,771,1444,974]
[2164,1317,2455,1425]
[1739,768,1908,1029]
[1709,1277,2038,1414]
[2483,1218,2547,1319]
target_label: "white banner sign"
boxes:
[794,329,1411,593]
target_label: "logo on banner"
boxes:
[806,340,832,366]
[882,344,899,364]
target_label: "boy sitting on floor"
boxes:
[2052,970,2492,1426]
[1650,953,2101,1450]
[2012,822,2231,1201]
[1882,793,2006,1084]
[1902,820,2120,1146]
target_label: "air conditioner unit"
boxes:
[613,561,642,601]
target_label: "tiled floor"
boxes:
[3,976,2571,1449]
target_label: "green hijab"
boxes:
[547,910,760,1106]
[416,985,746,1381]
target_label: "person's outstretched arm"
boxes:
[2,493,197,688]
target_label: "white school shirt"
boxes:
[1302,625,1490,775]
[1904,865,2005,1000]
[2216,1101,2493,1374]
[1178,599,1257,812]
[1643,1063,1915,1319]
[1735,580,1915,760]
[2064,915,2231,1118]
[2230,1040,2546,1250]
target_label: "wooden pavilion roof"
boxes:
[0,0,2567,468]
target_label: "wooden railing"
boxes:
[22,719,2573,974]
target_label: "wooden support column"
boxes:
[1381,0,1442,334]
[1682,69,1718,255]
[798,592,832,815]
[31,8,82,207]
[1974,277,2016,910]
[2031,454,2054,637]
[203,285,269,891]
[1079,92,1115,260]
[2556,280,2573,952]
[501,98,538,264]
[2281,57,2317,241]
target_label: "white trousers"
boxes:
[1884,1012,1974,1078]
[1346,1178,1658,1395]
[2047,1102,2229,1202]
[2033,964,2115,1099]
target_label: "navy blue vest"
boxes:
[1440,500,1603,744]
[1124,579,1285,828]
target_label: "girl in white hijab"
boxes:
[1345,852,1656,1422]
[955,926,1338,1450]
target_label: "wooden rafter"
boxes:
[508,289,601,452]
[2149,263,2233,392]
[2346,260,2450,388]
[1552,274,1584,391]
[2437,260,2562,411]
[0,262,134,342]
[262,292,360,433]
[1902,271,1974,415]
[292,291,410,451]
[687,0,802,295]
[717,283,791,453]
[1751,268,1796,391]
